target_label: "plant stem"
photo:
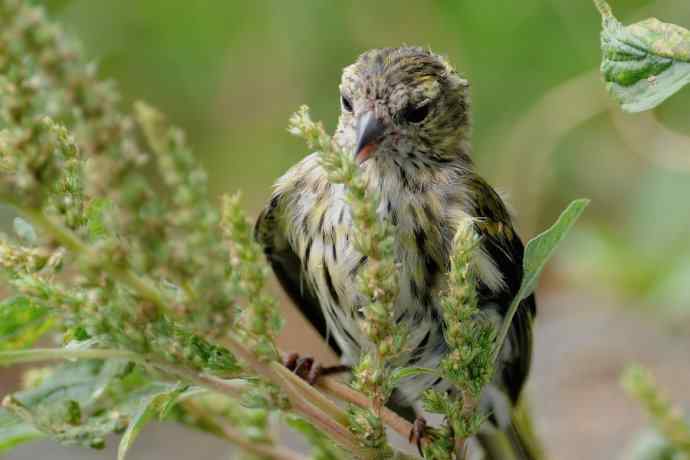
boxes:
[273,364,349,425]
[220,336,376,458]
[0,348,247,400]
[492,295,521,364]
[592,0,613,19]
[0,348,140,366]
[16,208,410,458]
[182,399,307,460]
[21,208,171,316]
[0,346,362,453]
[316,376,416,442]
[220,422,305,460]
[0,348,413,457]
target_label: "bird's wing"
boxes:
[467,176,536,405]
[255,186,342,356]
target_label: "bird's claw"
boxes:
[408,415,428,456]
[283,352,349,385]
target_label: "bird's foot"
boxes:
[408,415,428,456]
[283,352,350,385]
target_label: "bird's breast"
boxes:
[287,182,449,369]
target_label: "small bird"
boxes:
[256,47,536,458]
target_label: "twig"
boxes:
[219,335,377,458]
[316,376,417,443]
[0,347,376,455]
[21,208,171,316]
[592,0,613,19]
[0,348,139,366]
[272,364,350,425]
[220,421,305,460]
[0,348,247,400]
[15,208,415,458]
[181,399,307,460]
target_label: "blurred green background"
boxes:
[8,1,690,458]
[38,0,690,319]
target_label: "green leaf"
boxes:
[0,296,54,351]
[0,410,44,453]
[117,385,186,460]
[595,0,690,112]
[85,198,113,241]
[0,360,173,453]
[493,199,589,361]
[284,415,343,460]
[13,217,37,244]
[521,199,590,299]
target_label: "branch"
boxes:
[0,348,139,366]
[0,348,247,400]
[21,208,172,317]
[0,347,413,458]
[218,423,306,460]
[182,400,307,460]
[219,335,377,458]
[0,347,373,456]
[316,376,415,442]
[10,207,412,458]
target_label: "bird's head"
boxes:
[334,47,471,170]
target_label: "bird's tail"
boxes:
[474,398,545,460]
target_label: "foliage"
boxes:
[0,296,53,350]
[0,2,585,460]
[222,192,283,361]
[593,5,690,460]
[493,199,589,362]
[289,106,405,455]
[622,365,690,459]
[594,0,690,112]
[419,221,492,454]
[288,107,585,458]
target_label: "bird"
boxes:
[255,46,537,459]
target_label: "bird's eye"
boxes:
[341,95,353,113]
[402,104,430,124]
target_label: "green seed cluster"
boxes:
[622,365,690,456]
[222,193,283,361]
[289,107,408,454]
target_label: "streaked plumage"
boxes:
[256,47,536,457]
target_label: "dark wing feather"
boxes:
[469,177,536,405]
[254,194,341,356]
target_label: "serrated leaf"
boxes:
[0,360,172,453]
[0,296,54,351]
[494,199,589,360]
[596,0,690,112]
[117,385,186,460]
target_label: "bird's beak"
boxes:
[354,111,385,164]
